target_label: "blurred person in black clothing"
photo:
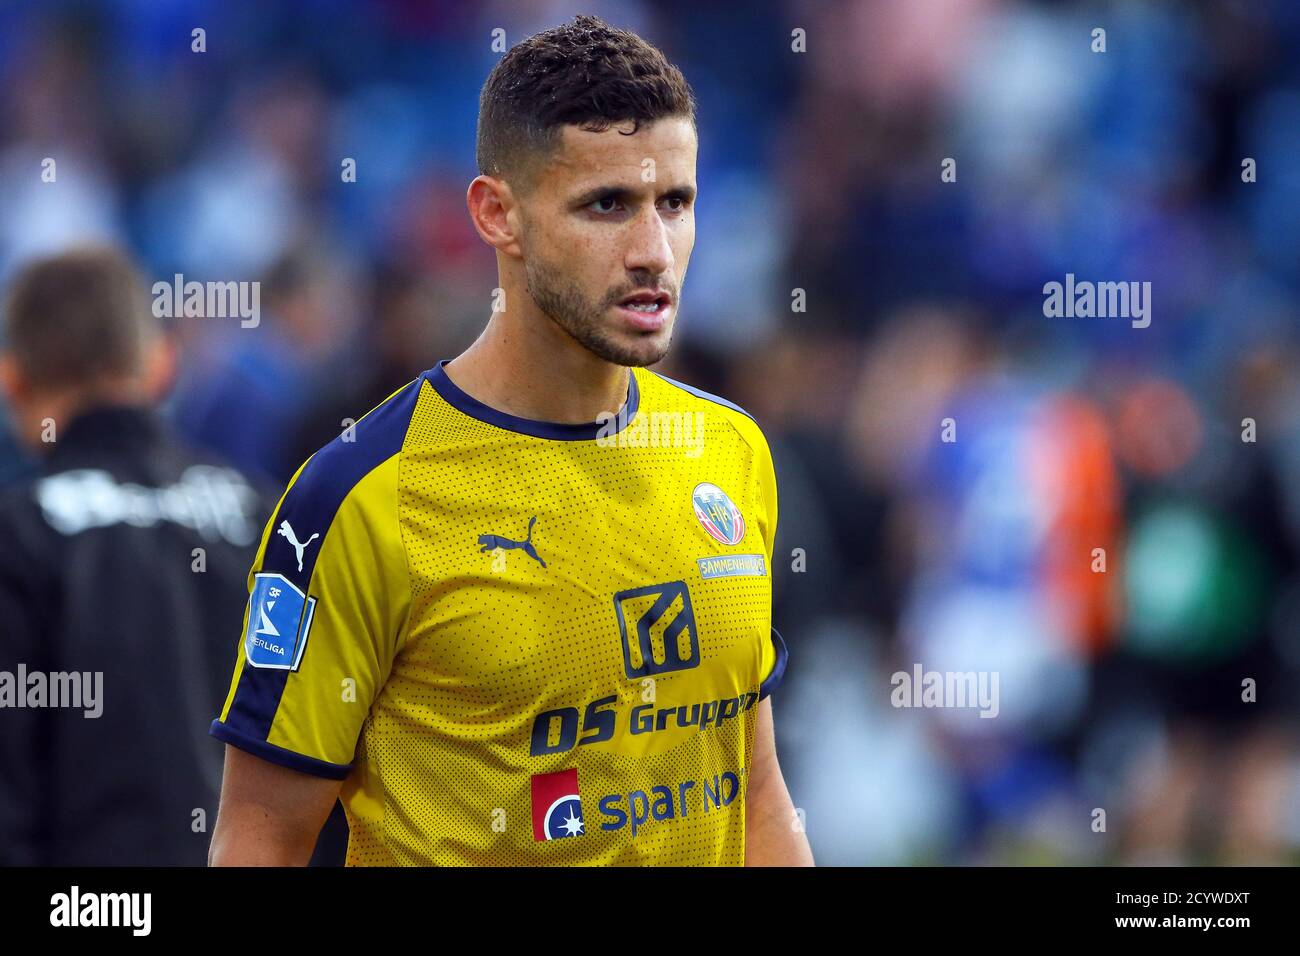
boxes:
[0,247,276,864]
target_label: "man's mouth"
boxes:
[617,290,672,312]
[614,290,674,330]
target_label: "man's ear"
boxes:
[142,333,179,403]
[0,354,28,406]
[466,174,524,260]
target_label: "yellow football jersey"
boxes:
[211,360,786,865]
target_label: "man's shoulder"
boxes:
[0,476,41,550]
[275,376,424,530]
[638,369,772,461]
[642,369,754,419]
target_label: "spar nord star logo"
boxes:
[531,768,584,841]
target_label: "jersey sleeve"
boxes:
[210,383,418,779]
[734,413,788,701]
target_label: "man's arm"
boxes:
[744,697,813,866]
[208,745,343,866]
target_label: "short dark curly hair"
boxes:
[476,15,696,187]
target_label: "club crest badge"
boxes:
[691,482,745,546]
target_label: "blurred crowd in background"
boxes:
[3,0,1300,865]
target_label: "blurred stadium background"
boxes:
[4,0,1300,865]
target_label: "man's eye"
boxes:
[590,197,621,213]
[661,197,684,212]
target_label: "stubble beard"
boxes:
[525,256,675,368]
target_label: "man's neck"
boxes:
[444,312,630,425]
[17,381,150,454]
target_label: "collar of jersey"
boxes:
[424,359,641,441]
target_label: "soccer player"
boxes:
[208,15,813,866]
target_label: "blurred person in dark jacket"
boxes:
[0,246,274,864]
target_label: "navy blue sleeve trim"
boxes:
[759,626,789,700]
[650,371,754,420]
[210,720,354,780]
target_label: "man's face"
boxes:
[516,116,696,368]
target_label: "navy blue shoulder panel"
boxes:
[218,377,421,750]
[261,377,420,592]
[649,371,754,420]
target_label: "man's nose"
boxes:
[624,205,673,276]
